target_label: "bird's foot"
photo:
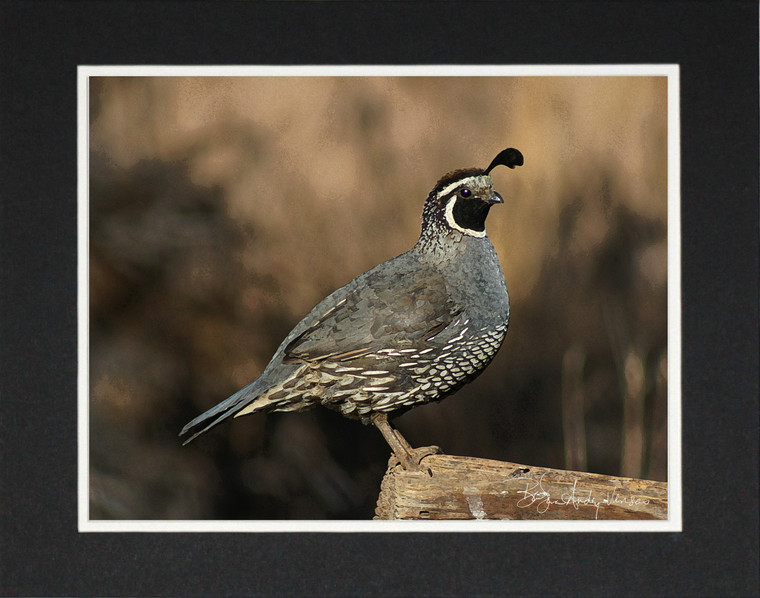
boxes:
[410,445,442,463]
[372,413,442,475]
[390,445,442,475]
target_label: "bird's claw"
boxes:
[390,445,442,475]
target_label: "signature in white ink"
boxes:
[514,473,650,519]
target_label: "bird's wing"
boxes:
[283,261,461,363]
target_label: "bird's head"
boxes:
[420,148,523,241]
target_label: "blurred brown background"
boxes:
[88,75,668,520]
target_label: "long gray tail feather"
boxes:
[179,379,265,445]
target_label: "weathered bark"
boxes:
[374,453,667,520]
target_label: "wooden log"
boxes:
[374,453,667,520]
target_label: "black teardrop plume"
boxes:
[484,148,524,173]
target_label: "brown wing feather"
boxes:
[284,267,460,364]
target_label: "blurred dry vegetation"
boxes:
[89,75,668,519]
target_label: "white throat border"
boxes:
[444,196,487,238]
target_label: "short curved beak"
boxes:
[486,191,504,205]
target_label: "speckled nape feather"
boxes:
[180,148,524,472]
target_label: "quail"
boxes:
[181,147,524,471]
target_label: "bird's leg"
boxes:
[371,413,441,472]
[389,424,442,463]
[372,412,417,470]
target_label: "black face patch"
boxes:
[451,197,491,232]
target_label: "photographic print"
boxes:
[80,66,678,531]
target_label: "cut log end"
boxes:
[374,454,667,520]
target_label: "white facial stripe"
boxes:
[434,175,492,201]
[444,197,487,238]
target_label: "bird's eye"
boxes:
[458,188,472,198]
